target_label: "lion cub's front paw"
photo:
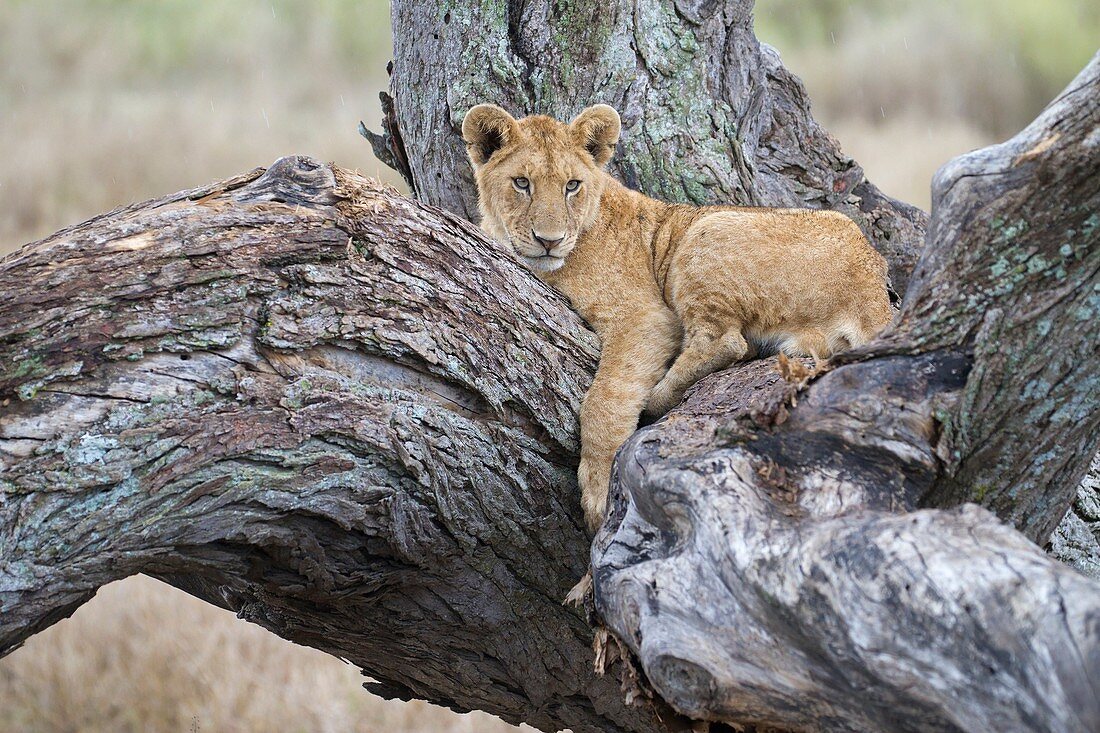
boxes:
[644,380,680,419]
[578,455,610,533]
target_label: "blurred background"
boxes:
[0,1,1095,731]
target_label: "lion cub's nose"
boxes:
[532,230,565,251]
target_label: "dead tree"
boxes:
[2,1,1098,731]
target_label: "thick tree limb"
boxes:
[886,63,1100,541]
[0,160,673,733]
[593,55,1100,732]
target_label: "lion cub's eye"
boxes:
[513,177,530,192]
[565,179,581,193]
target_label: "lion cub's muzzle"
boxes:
[512,230,574,273]
[532,229,565,251]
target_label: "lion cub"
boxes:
[463,103,893,532]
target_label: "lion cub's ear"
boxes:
[462,104,519,167]
[569,104,621,166]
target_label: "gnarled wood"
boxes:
[593,54,1100,733]
[893,65,1100,542]
[1053,453,1100,580]
[0,158,674,733]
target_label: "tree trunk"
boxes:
[1,1,1097,731]
[368,0,927,294]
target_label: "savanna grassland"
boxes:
[1,1,1096,731]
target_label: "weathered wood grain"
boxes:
[593,54,1100,733]
[0,2,1096,730]
[0,158,677,733]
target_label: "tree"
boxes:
[3,2,1098,732]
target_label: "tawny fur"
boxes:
[463,103,893,532]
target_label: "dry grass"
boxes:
[0,576,530,733]
[755,0,1099,209]
[0,0,1089,730]
[826,114,992,211]
[0,0,403,256]
[756,0,1100,138]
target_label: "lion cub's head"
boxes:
[462,104,620,273]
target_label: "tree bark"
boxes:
[593,56,1100,732]
[1052,453,1100,580]
[369,0,927,294]
[0,160,677,733]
